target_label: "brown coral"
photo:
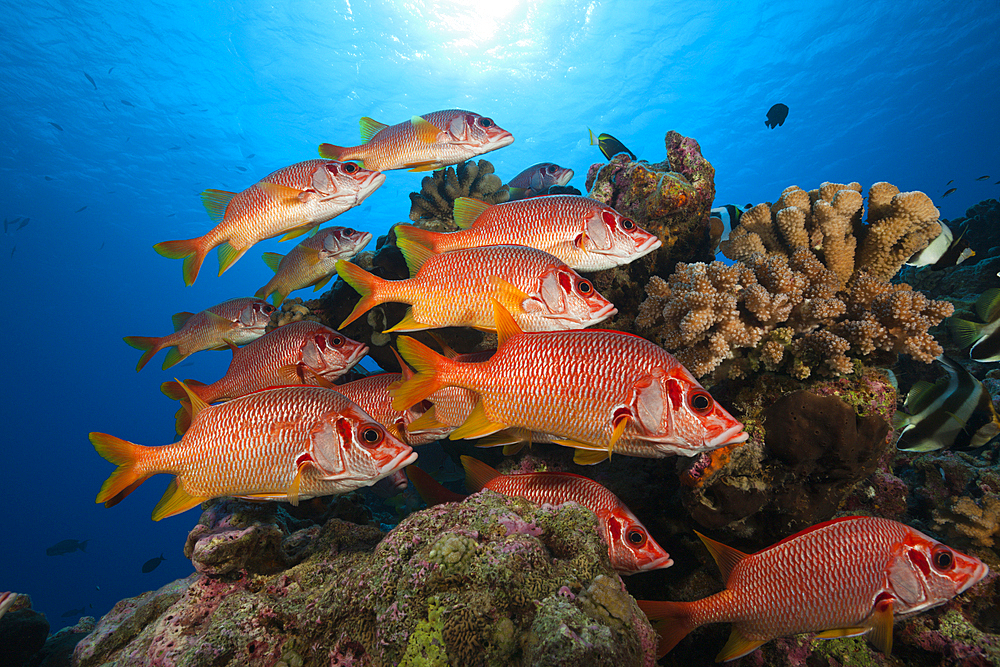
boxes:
[407,159,508,229]
[932,494,1000,548]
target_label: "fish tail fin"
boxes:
[635,600,697,659]
[392,336,456,411]
[318,143,348,160]
[79,540,89,552]
[153,238,206,286]
[406,465,467,506]
[393,224,443,252]
[123,335,165,372]
[90,432,152,506]
[160,378,206,402]
[336,259,389,328]
[459,455,501,492]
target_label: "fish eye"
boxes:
[361,426,383,445]
[577,279,593,294]
[932,545,954,570]
[621,218,635,230]
[341,162,358,173]
[478,117,494,128]
[547,164,558,173]
[627,528,647,546]
[689,391,713,415]
[330,335,344,347]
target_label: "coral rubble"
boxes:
[408,160,509,229]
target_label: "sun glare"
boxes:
[408,0,526,51]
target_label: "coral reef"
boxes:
[408,160,508,229]
[73,491,657,667]
[933,494,1000,548]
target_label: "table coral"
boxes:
[407,160,508,229]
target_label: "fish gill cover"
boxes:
[2,0,1000,664]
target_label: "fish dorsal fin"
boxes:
[359,116,388,143]
[390,347,413,379]
[695,530,748,582]
[262,252,284,273]
[715,627,765,662]
[396,237,435,277]
[460,455,501,492]
[174,379,210,422]
[410,116,443,143]
[171,311,194,332]
[904,380,941,414]
[491,298,523,346]
[572,447,610,465]
[200,189,236,224]
[453,197,491,229]
[151,479,205,521]
[449,400,507,440]
[976,288,1000,323]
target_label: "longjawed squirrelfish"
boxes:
[336,240,616,333]
[505,163,574,200]
[408,456,673,574]
[637,516,989,661]
[154,160,384,285]
[92,385,416,520]
[392,301,747,465]
[124,297,275,371]
[318,109,513,172]
[334,372,450,446]
[161,321,369,433]
[256,226,372,306]
[394,195,661,272]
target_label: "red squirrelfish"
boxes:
[637,516,989,662]
[162,321,368,433]
[337,239,616,333]
[409,456,673,574]
[124,297,275,371]
[394,195,661,272]
[506,163,574,200]
[256,226,373,306]
[318,109,513,172]
[154,160,384,285]
[392,301,747,465]
[335,373,450,446]
[91,385,417,520]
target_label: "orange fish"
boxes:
[256,226,373,306]
[337,240,616,333]
[318,109,513,172]
[637,516,989,661]
[91,385,417,520]
[161,321,368,433]
[334,373,450,446]
[409,456,673,574]
[392,301,747,465]
[506,163,574,200]
[154,160,384,285]
[394,195,661,271]
[123,297,275,371]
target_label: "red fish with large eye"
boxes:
[408,456,672,574]
[161,321,368,434]
[318,109,513,172]
[124,297,275,371]
[394,195,661,272]
[637,516,989,662]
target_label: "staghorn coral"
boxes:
[933,494,1000,548]
[408,159,509,229]
[636,252,954,380]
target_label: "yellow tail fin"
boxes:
[392,336,455,411]
[90,432,151,506]
[153,238,206,286]
[123,335,165,372]
[336,260,389,328]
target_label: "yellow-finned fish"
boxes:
[336,240,616,333]
[318,110,513,172]
[256,226,372,306]
[949,288,1000,362]
[154,160,384,285]
[91,384,416,520]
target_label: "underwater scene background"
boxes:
[2,0,1000,665]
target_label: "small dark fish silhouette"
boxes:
[168,146,181,150]
[946,179,954,185]
[49,122,63,131]
[765,103,789,129]
[10,246,14,258]
[943,188,957,197]
[46,539,88,556]
[235,166,247,172]
[142,554,166,573]
[121,99,134,107]
[75,206,87,213]
[166,213,176,217]
[103,102,110,111]
[84,72,97,89]
[108,66,114,74]
[16,217,30,229]
[99,241,105,250]
[44,175,54,181]
[976,175,990,181]
[246,153,255,159]
[61,606,87,618]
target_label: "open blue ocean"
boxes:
[2,0,999,662]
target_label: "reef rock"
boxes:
[0,595,49,667]
[73,491,657,667]
[408,159,509,229]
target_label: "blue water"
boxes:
[2,0,998,633]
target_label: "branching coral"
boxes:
[932,494,1000,548]
[407,159,508,229]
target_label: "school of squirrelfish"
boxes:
[89,108,989,664]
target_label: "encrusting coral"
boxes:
[408,159,509,229]
[636,181,954,380]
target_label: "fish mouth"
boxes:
[707,423,749,450]
[356,172,387,203]
[381,448,418,476]
[590,303,618,324]
[629,233,662,260]
[491,131,515,149]
[958,560,991,594]
[634,555,674,572]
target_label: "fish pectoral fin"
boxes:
[279,223,319,242]
[815,627,869,640]
[257,181,306,204]
[410,116,444,143]
[489,276,530,316]
[866,597,895,655]
[406,407,448,433]
[406,161,445,172]
[473,427,533,449]
[945,410,970,427]
[715,627,765,662]
[609,414,631,455]
[502,443,526,456]
[449,400,506,440]
[384,308,426,333]
[151,479,206,521]
[572,448,610,465]
[276,363,305,385]
[286,458,313,507]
